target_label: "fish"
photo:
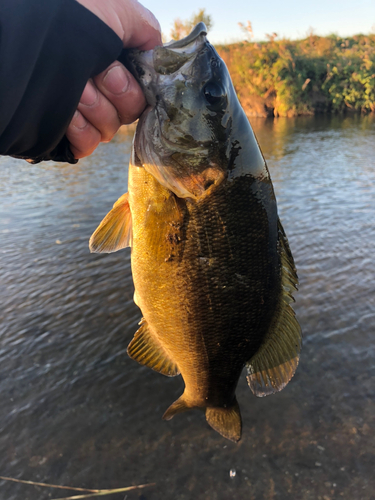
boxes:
[89,23,301,442]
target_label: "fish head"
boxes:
[125,23,268,199]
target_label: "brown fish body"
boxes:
[90,23,301,441]
[129,161,280,410]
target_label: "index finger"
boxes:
[76,0,162,50]
[122,0,162,50]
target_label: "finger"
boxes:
[76,0,162,50]
[94,61,146,125]
[120,0,162,50]
[78,80,121,142]
[66,110,101,159]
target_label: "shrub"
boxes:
[216,34,375,116]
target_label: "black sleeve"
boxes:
[0,0,123,163]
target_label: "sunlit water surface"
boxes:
[0,114,374,499]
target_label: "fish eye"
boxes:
[203,82,225,106]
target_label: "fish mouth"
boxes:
[152,23,207,75]
[130,24,210,156]
[124,23,208,91]
[164,22,207,51]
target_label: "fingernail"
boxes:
[103,65,129,95]
[71,110,87,129]
[80,80,98,106]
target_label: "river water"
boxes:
[0,114,374,500]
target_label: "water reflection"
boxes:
[0,116,374,499]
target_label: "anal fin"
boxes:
[246,218,302,397]
[89,192,132,253]
[205,399,242,442]
[127,318,180,377]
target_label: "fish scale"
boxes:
[89,23,301,441]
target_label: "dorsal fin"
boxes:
[205,399,242,442]
[127,318,180,377]
[246,219,301,397]
[89,193,132,253]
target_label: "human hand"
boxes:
[66,0,161,159]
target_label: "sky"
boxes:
[141,0,375,44]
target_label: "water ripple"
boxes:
[0,117,374,499]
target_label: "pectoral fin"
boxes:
[246,219,302,397]
[89,193,132,253]
[127,318,180,377]
[205,399,242,442]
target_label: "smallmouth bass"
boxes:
[89,23,301,442]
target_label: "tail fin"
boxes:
[205,399,242,442]
[162,394,190,421]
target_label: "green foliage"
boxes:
[170,9,213,41]
[216,33,375,116]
